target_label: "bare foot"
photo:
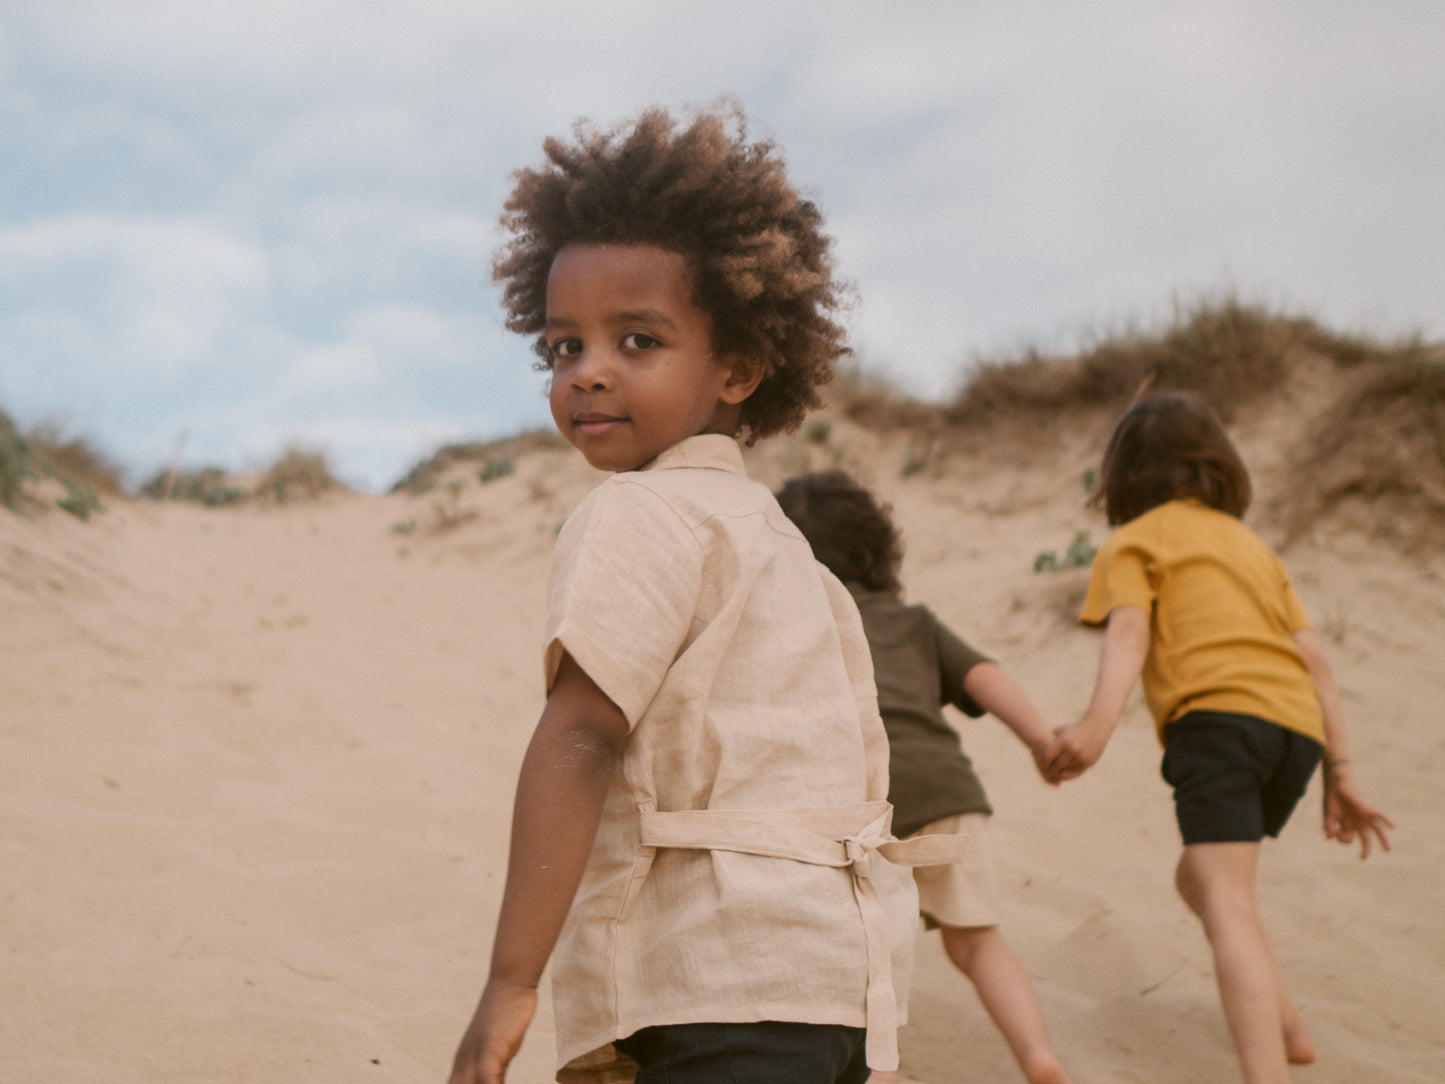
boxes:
[1022,1050,1073,1084]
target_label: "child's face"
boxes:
[545,243,759,472]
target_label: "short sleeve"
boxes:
[543,478,702,727]
[1079,531,1156,627]
[931,611,991,717]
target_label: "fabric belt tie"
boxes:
[638,801,966,1071]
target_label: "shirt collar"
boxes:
[638,433,746,475]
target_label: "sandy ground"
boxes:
[3,404,1442,1083]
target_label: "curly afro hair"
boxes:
[774,470,903,594]
[493,100,851,443]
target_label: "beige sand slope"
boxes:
[2,390,1442,1082]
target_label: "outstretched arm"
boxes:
[1291,628,1393,859]
[962,661,1058,785]
[1045,605,1149,782]
[450,653,630,1084]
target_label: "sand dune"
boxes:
[3,392,1442,1082]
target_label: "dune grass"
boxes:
[828,297,1443,550]
[389,429,566,495]
[256,446,344,503]
[136,466,248,507]
[135,445,345,506]
[0,410,122,519]
[1274,348,1445,551]
[5,299,1440,551]
[945,297,1405,427]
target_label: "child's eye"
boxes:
[621,332,659,350]
[548,338,581,360]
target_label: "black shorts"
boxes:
[615,1021,869,1084]
[1160,710,1322,845]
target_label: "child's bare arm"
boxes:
[1045,605,1149,781]
[1291,628,1394,859]
[961,661,1058,784]
[450,653,630,1084]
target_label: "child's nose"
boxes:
[570,349,612,390]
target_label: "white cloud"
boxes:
[274,342,380,398]
[0,214,268,373]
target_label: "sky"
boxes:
[3,2,1442,492]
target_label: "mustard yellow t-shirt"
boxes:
[1080,499,1324,745]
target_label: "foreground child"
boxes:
[1045,391,1393,1084]
[776,471,1072,1084]
[449,104,947,1084]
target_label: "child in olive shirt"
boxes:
[777,471,1072,1084]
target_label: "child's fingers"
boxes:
[1326,816,1355,844]
[1363,815,1393,857]
[1043,740,1074,773]
[1358,829,1375,860]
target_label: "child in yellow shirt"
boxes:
[1046,391,1393,1084]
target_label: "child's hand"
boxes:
[1043,720,1109,783]
[1027,737,1062,787]
[449,976,538,1084]
[1323,766,1394,860]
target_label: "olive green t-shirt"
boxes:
[848,585,993,836]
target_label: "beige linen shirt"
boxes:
[542,435,930,1082]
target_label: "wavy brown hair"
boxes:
[775,470,903,594]
[493,101,850,442]
[1098,391,1252,525]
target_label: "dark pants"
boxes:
[613,1021,871,1084]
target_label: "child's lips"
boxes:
[572,412,625,437]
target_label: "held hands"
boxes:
[449,976,538,1084]
[1322,764,1394,860]
[1026,736,1062,787]
[1042,719,1111,784]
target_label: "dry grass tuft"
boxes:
[949,297,1390,431]
[138,466,247,507]
[389,429,566,494]
[829,369,946,433]
[256,446,345,503]
[1,409,120,519]
[1274,348,1445,551]
[22,423,125,496]
[816,299,1443,552]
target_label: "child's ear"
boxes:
[718,355,765,405]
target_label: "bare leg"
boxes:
[1174,843,1306,1083]
[1174,848,1315,1066]
[940,925,1071,1084]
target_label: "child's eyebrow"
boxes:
[616,309,677,329]
[545,309,679,331]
